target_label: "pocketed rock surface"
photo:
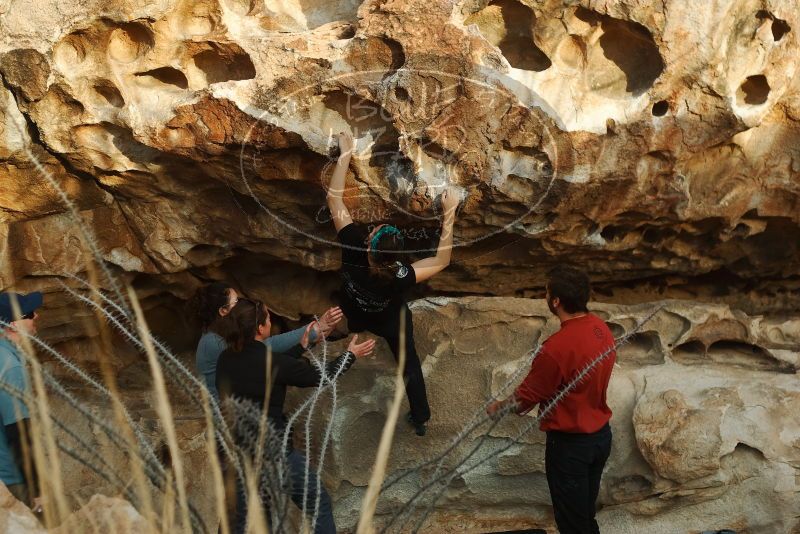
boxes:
[1,0,800,531]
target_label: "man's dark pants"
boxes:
[545,423,612,534]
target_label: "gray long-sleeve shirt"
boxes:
[195,325,313,399]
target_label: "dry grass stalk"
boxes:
[84,260,159,531]
[356,309,408,534]
[127,287,193,533]
[202,387,230,534]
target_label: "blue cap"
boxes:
[0,292,43,323]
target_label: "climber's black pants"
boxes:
[347,303,431,424]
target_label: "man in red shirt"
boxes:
[487,266,616,534]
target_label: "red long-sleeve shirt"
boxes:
[515,313,616,433]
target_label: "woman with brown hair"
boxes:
[191,282,343,399]
[216,297,375,534]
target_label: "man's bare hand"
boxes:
[31,496,43,514]
[486,399,509,419]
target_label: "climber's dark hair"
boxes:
[546,265,590,314]
[368,225,405,280]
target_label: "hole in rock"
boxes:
[577,7,664,97]
[322,91,400,151]
[743,218,800,264]
[93,82,125,107]
[651,100,669,116]
[771,18,791,41]
[607,322,625,338]
[671,340,706,363]
[641,227,674,245]
[707,340,794,373]
[617,331,662,365]
[742,208,759,218]
[338,24,356,39]
[346,36,405,79]
[737,75,770,106]
[732,223,751,237]
[730,442,768,464]
[193,43,257,84]
[465,0,551,71]
[597,18,664,95]
[135,66,189,89]
[101,122,162,164]
[157,442,173,469]
[107,21,155,62]
[600,225,626,242]
[394,86,410,101]
[420,138,458,163]
[384,37,405,72]
[53,34,87,70]
[574,6,600,25]
[756,10,791,42]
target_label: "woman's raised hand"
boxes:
[315,306,343,339]
[300,321,315,349]
[347,334,377,359]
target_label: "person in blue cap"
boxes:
[326,131,461,436]
[0,291,43,513]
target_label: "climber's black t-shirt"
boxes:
[337,223,416,321]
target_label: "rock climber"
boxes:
[216,297,375,534]
[325,130,461,436]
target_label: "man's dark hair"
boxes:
[546,265,591,313]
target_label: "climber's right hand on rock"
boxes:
[338,131,354,156]
[441,185,461,215]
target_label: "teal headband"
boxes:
[370,225,403,259]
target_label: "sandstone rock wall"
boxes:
[1,0,800,344]
[1,0,800,531]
